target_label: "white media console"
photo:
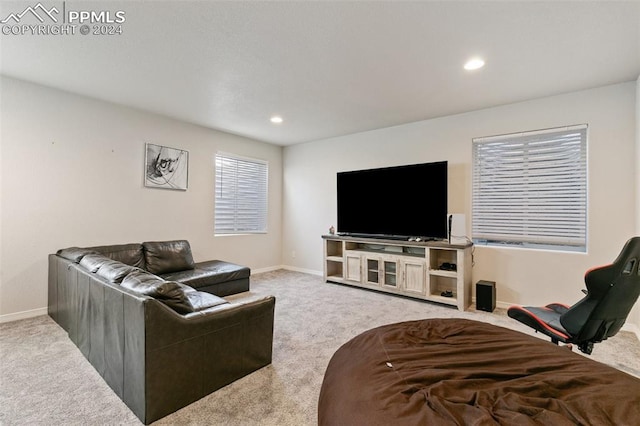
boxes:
[322,235,473,311]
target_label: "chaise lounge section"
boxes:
[89,240,251,296]
[48,240,275,424]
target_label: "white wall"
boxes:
[637,75,640,235]
[635,77,640,235]
[0,76,283,321]
[633,75,640,329]
[282,82,639,330]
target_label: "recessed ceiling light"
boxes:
[464,58,485,71]
[270,116,283,124]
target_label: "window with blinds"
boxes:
[472,125,587,252]
[214,153,268,234]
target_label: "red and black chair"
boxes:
[507,237,640,354]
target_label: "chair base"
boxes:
[549,335,592,354]
[578,341,593,355]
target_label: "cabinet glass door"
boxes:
[383,260,397,287]
[366,258,380,285]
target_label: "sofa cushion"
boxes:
[161,260,250,289]
[143,240,195,275]
[79,253,115,273]
[57,247,99,263]
[95,262,139,284]
[91,243,145,269]
[121,270,194,314]
[180,285,229,311]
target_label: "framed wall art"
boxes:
[144,143,189,190]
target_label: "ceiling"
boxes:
[1,1,639,146]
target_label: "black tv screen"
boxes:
[337,161,448,239]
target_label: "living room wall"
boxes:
[282,81,640,332]
[637,75,640,236]
[0,76,283,322]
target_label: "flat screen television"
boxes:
[337,161,448,240]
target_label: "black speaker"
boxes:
[476,280,496,312]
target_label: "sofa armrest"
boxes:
[144,295,275,351]
[183,295,273,318]
[141,294,275,424]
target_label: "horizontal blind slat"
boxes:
[472,126,587,248]
[215,153,268,234]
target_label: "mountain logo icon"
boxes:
[1,2,60,24]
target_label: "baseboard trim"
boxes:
[0,307,48,324]
[253,265,322,276]
[496,300,513,310]
[281,265,322,276]
[622,323,640,340]
[252,265,283,275]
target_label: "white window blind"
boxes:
[215,153,268,234]
[472,125,587,251]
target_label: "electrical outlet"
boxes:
[291,250,296,258]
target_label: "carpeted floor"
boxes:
[1,269,639,425]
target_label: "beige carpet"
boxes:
[1,269,639,425]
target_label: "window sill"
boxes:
[473,240,586,254]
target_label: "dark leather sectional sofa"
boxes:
[48,240,275,424]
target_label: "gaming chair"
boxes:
[507,237,640,354]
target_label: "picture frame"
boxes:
[144,143,189,190]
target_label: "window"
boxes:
[215,153,268,234]
[472,125,587,252]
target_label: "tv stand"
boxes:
[322,235,473,311]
